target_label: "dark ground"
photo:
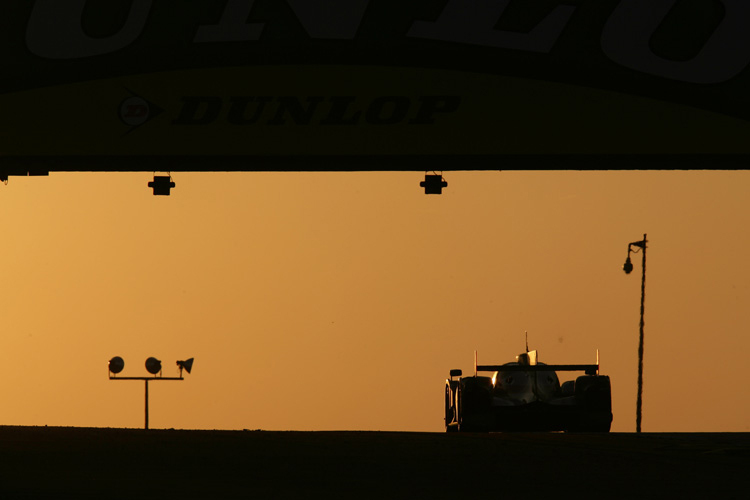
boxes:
[0,427,747,499]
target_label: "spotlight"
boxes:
[176,358,194,376]
[108,356,124,375]
[145,357,162,375]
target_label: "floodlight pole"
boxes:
[110,375,184,430]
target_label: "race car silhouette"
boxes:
[445,349,612,432]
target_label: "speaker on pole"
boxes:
[176,358,194,376]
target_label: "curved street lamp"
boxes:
[623,234,647,433]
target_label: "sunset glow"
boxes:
[1,170,748,432]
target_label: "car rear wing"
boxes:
[474,350,600,376]
[476,364,599,375]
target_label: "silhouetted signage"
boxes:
[2,0,748,172]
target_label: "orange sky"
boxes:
[1,170,748,432]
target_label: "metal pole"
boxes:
[636,234,647,433]
[109,371,187,429]
[145,379,149,430]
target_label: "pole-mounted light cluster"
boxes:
[108,355,194,429]
[108,356,193,379]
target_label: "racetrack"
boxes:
[0,427,746,499]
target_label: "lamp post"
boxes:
[623,234,647,433]
[108,356,194,430]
